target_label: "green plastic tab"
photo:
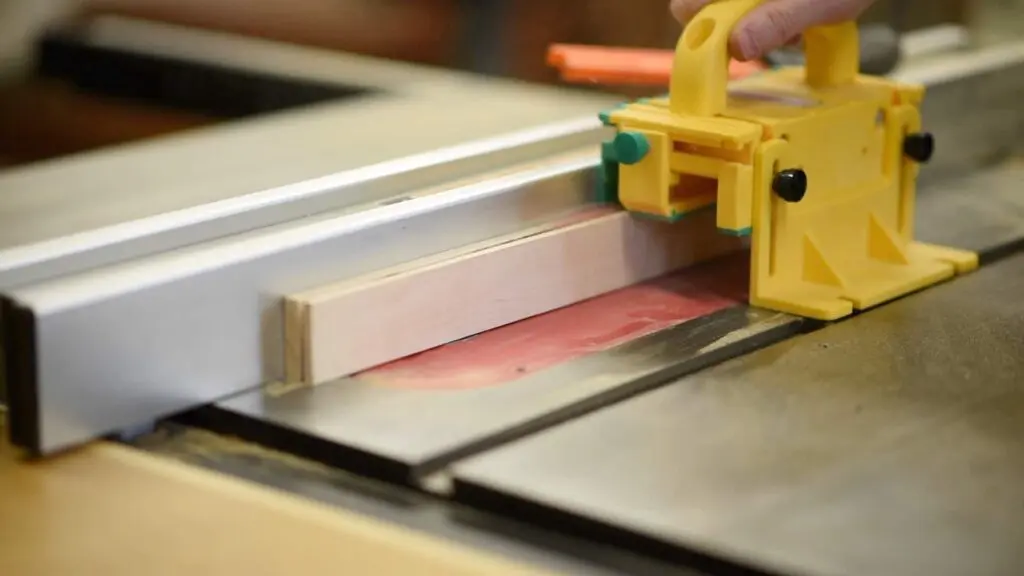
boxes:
[613,132,650,165]
[597,102,628,126]
[719,226,752,237]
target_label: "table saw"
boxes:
[2,14,1024,576]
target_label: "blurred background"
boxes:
[0,0,1022,168]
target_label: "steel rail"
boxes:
[0,118,604,290]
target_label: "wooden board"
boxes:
[356,264,744,391]
[285,206,744,384]
[214,254,804,481]
[0,416,547,576]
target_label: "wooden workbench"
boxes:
[0,414,546,576]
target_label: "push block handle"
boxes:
[803,23,860,88]
[669,0,860,117]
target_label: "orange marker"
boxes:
[547,44,765,87]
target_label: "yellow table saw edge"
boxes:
[0,423,549,576]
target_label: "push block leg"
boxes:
[615,129,673,219]
[908,242,979,274]
[748,138,977,322]
[747,139,857,320]
[716,162,753,236]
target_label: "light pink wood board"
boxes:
[286,206,744,384]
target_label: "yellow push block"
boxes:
[601,0,977,321]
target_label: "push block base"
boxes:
[752,241,977,321]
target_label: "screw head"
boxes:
[772,169,807,203]
[903,132,935,163]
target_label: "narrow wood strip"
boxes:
[282,208,611,383]
[283,297,309,384]
[287,207,743,385]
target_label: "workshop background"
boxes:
[0,0,1020,167]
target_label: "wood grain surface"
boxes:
[287,207,743,385]
[0,415,547,576]
[356,253,749,391]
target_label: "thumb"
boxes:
[731,0,870,61]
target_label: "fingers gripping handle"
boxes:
[669,0,860,117]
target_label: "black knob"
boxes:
[772,169,807,203]
[903,132,934,163]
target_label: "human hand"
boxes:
[669,0,878,61]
